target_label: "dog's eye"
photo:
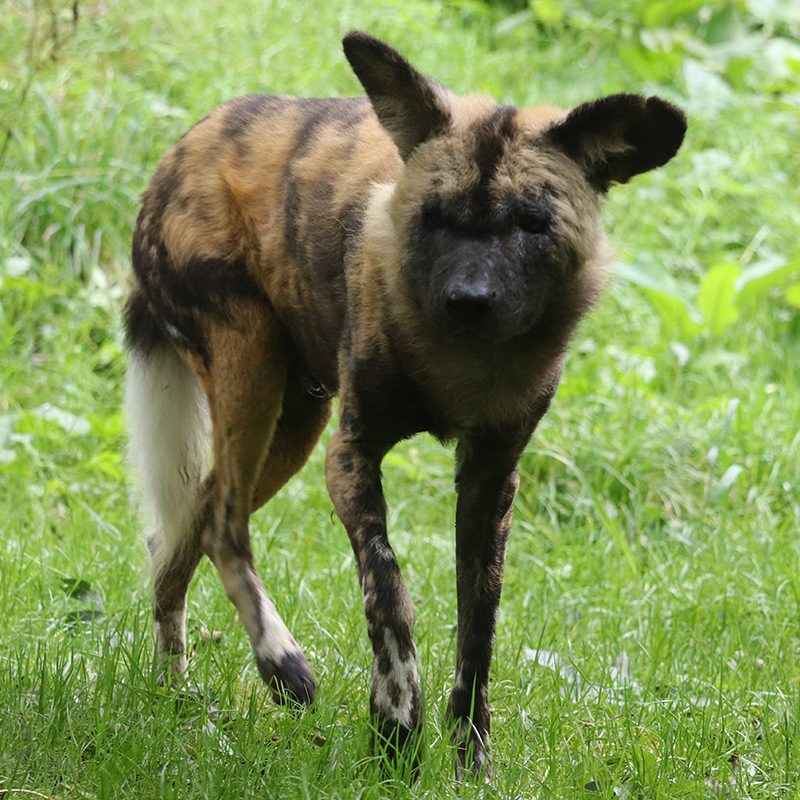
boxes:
[422,206,450,229]
[518,198,550,235]
[518,209,549,235]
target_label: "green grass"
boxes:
[1,0,799,797]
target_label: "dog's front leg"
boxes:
[326,428,422,764]
[448,427,533,782]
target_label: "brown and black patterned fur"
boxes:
[124,31,686,778]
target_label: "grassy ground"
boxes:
[1,1,799,798]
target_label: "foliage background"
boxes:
[0,1,798,798]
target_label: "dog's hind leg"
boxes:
[197,302,316,705]
[250,374,332,513]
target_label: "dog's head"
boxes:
[344,32,687,344]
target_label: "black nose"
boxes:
[445,284,495,323]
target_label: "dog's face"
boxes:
[396,106,603,344]
[344,33,687,345]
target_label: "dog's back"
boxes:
[129,95,401,389]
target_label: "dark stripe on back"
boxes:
[283,178,303,267]
[221,94,289,140]
[131,226,267,367]
[288,97,370,163]
[144,146,186,240]
[159,256,265,312]
[282,98,368,276]
[132,228,265,313]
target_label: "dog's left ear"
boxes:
[343,31,452,160]
[547,93,687,192]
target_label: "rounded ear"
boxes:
[547,94,687,191]
[342,31,452,160]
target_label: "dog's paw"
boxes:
[454,731,492,785]
[257,649,316,707]
[371,712,423,778]
[155,651,188,689]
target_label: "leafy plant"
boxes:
[617,256,800,340]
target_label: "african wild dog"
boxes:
[125,31,686,777]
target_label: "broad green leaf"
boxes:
[643,288,701,340]
[705,4,747,46]
[643,0,706,27]
[737,256,798,305]
[697,262,741,335]
[614,259,684,297]
[532,0,565,26]
[785,282,800,308]
[632,743,658,786]
[724,56,756,91]
[619,43,680,83]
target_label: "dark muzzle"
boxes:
[444,279,496,324]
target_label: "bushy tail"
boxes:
[125,341,209,579]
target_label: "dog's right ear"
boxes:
[343,31,452,160]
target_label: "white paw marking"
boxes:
[253,586,301,665]
[371,627,419,728]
